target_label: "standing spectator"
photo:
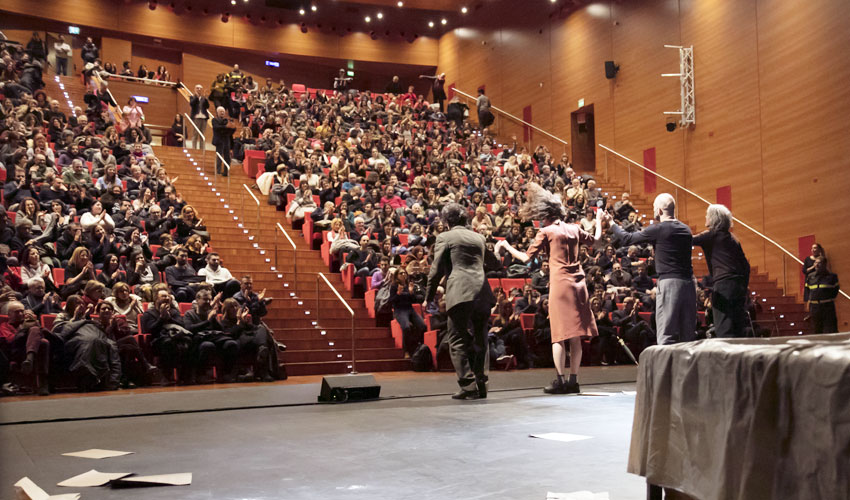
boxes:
[419,72,447,112]
[211,106,235,177]
[385,75,403,95]
[189,84,210,150]
[802,243,826,278]
[333,68,352,93]
[476,87,494,130]
[804,258,839,334]
[80,37,99,64]
[53,35,72,76]
[26,32,46,64]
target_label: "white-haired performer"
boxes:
[211,106,235,177]
[497,183,603,394]
[692,204,750,337]
[608,193,696,345]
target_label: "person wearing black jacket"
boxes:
[183,289,238,383]
[804,258,840,334]
[608,193,695,346]
[693,205,751,338]
[612,297,655,351]
[389,269,426,357]
[232,275,270,326]
[346,234,378,278]
[189,85,210,150]
[165,248,204,302]
[211,106,235,176]
[140,289,193,383]
[80,37,99,64]
[26,32,46,63]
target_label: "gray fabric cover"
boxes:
[628,334,850,500]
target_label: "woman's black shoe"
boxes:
[451,389,480,400]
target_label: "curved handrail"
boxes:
[597,143,849,302]
[182,112,205,142]
[106,73,179,87]
[452,88,568,147]
[317,272,357,374]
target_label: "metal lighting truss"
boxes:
[661,45,695,128]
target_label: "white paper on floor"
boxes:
[110,472,192,487]
[58,470,132,487]
[62,448,134,459]
[577,392,613,396]
[14,477,80,500]
[529,433,593,443]
[622,391,637,396]
[547,491,609,500]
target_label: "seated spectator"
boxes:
[80,200,115,232]
[21,277,62,317]
[104,282,144,332]
[389,268,426,357]
[140,289,194,383]
[611,297,654,351]
[215,297,273,382]
[488,300,531,369]
[165,248,204,303]
[287,181,317,222]
[0,301,53,395]
[233,275,271,326]
[198,252,241,298]
[52,296,121,391]
[607,262,633,296]
[93,301,157,387]
[531,261,550,295]
[183,289,238,383]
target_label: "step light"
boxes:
[329,342,334,346]
[337,354,343,358]
[305,311,311,315]
[321,330,327,335]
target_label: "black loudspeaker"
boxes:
[318,374,381,403]
[605,61,619,79]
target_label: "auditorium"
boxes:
[1,0,848,498]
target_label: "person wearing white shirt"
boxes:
[197,252,241,298]
[123,97,145,129]
[53,34,72,76]
[79,200,115,231]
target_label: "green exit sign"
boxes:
[578,98,585,108]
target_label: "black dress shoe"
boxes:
[543,379,567,394]
[477,381,487,399]
[564,382,580,394]
[451,389,480,400]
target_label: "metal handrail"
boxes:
[317,272,357,374]
[597,143,849,302]
[182,112,205,142]
[241,183,260,234]
[106,73,179,86]
[276,222,298,296]
[452,88,568,147]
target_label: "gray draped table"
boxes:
[628,333,850,500]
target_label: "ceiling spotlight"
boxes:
[311,4,316,11]
[365,16,371,22]
[428,21,434,27]
[461,6,467,13]
[377,12,383,19]
[397,1,403,6]
[299,8,305,15]
[441,18,447,25]
[230,0,235,4]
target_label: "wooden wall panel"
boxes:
[107,80,181,128]
[435,0,850,327]
[131,44,183,82]
[101,37,132,71]
[756,0,850,324]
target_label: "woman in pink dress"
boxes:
[497,183,603,394]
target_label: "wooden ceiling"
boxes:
[337,0,474,12]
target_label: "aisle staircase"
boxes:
[154,146,410,375]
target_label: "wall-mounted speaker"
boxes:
[605,61,619,79]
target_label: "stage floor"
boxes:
[1,368,646,499]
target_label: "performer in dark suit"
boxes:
[211,106,235,177]
[189,85,210,150]
[693,204,751,338]
[425,203,497,400]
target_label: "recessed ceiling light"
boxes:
[441,18,447,25]
[365,16,371,22]
[299,8,305,15]
[311,4,317,11]
[230,0,235,4]
[461,6,467,13]
[428,21,434,27]
[377,12,383,19]
[397,1,403,6]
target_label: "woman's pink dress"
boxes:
[527,220,598,342]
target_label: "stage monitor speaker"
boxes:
[605,61,619,79]
[318,374,381,403]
